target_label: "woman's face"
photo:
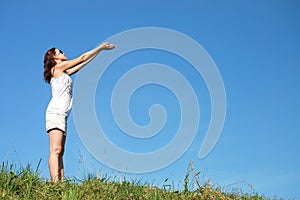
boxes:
[54,49,67,61]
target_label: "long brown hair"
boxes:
[43,47,57,83]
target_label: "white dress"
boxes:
[46,73,73,116]
[46,73,72,133]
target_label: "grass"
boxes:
[0,160,281,200]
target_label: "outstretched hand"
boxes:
[100,42,116,50]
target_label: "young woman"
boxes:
[43,42,115,182]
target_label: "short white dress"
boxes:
[46,73,72,134]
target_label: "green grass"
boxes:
[0,161,280,200]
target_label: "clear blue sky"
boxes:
[1,0,299,199]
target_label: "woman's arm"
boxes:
[66,42,115,75]
[66,53,97,76]
[56,42,115,75]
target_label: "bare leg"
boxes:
[59,135,66,182]
[48,129,66,182]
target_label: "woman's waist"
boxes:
[47,98,72,111]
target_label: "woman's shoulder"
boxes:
[52,72,67,79]
[50,72,70,83]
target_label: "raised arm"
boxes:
[65,53,97,76]
[66,42,115,76]
[54,42,115,76]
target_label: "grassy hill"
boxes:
[0,161,279,200]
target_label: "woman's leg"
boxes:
[58,135,66,181]
[48,129,66,182]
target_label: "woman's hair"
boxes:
[43,47,57,83]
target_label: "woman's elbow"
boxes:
[80,54,87,63]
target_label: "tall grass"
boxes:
[0,160,279,200]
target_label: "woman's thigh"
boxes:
[48,129,66,151]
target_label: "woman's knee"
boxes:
[50,146,64,156]
[48,129,66,156]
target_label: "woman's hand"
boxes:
[100,42,116,50]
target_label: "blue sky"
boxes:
[1,0,299,199]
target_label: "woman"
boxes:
[43,42,115,182]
